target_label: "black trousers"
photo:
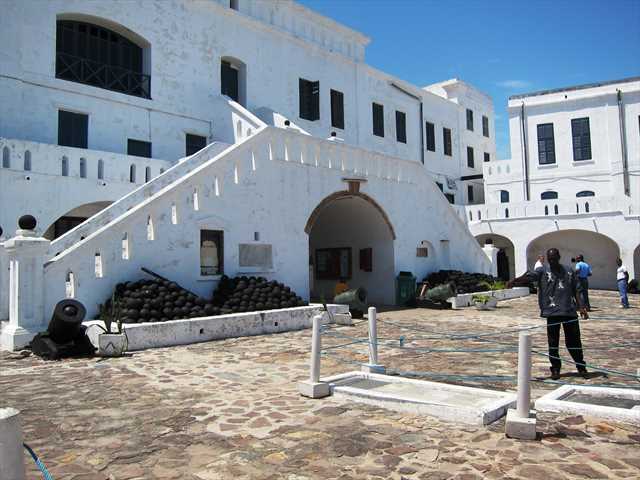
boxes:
[546,316,585,371]
[577,278,591,309]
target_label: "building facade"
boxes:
[0,0,497,349]
[459,78,640,288]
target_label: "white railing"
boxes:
[0,138,172,185]
[212,96,266,145]
[456,195,638,223]
[483,160,521,180]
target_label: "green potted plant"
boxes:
[471,292,498,310]
[96,293,128,356]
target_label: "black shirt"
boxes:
[527,264,579,318]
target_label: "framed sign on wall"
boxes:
[315,247,352,279]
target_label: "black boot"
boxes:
[550,368,561,380]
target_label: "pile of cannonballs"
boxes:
[211,275,307,314]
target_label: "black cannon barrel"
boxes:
[47,299,87,344]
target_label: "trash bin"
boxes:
[396,271,416,306]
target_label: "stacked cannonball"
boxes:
[104,279,217,324]
[211,275,307,314]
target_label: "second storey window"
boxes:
[56,20,150,99]
[330,89,344,129]
[443,127,452,156]
[482,115,489,137]
[299,78,319,121]
[186,134,207,156]
[372,103,384,137]
[466,146,474,168]
[484,152,490,163]
[221,61,239,102]
[58,110,88,149]
[425,121,435,152]
[571,117,592,161]
[128,139,152,158]
[395,111,407,143]
[537,123,556,165]
[466,109,474,131]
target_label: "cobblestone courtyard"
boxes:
[1,291,639,479]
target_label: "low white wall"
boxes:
[448,287,529,309]
[86,303,350,351]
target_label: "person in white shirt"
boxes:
[616,258,630,308]
[534,254,545,270]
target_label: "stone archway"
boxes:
[43,201,112,240]
[475,234,515,280]
[306,191,395,305]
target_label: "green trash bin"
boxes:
[396,271,416,306]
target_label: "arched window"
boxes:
[24,150,32,171]
[129,164,136,183]
[61,156,69,176]
[541,191,558,200]
[545,206,549,216]
[576,190,595,197]
[554,204,559,215]
[500,190,510,203]
[2,146,10,168]
[79,157,87,178]
[56,19,150,98]
[585,202,590,213]
[97,159,104,179]
[145,166,151,182]
[504,208,509,218]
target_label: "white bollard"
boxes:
[298,313,330,398]
[505,331,537,440]
[361,307,385,374]
[0,407,26,480]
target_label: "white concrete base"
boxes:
[85,304,350,351]
[323,371,516,425]
[0,323,37,352]
[298,381,330,398]
[448,287,529,309]
[535,385,640,425]
[0,407,26,480]
[505,408,537,440]
[361,363,386,374]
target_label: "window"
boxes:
[482,115,489,137]
[97,159,104,180]
[128,139,151,158]
[467,185,474,203]
[129,164,136,183]
[500,190,509,203]
[541,191,558,200]
[56,20,149,98]
[221,61,239,102]
[443,127,452,156]
[186,134,207,156]
[58,110,88,148]
[571,117,592,161]
[315,247,352,280]
[537,123,556,164]
[395,111,406,143]
[79,158,87,178]
[330,89,344,129]
[484,152,490,163]
[372,103,384,137]
[466,109,474,131]
[466,146,474,168]
[299,78,319,121]
[445,193,455,204]
[200,230,223,276]
[425,121,435,152]
[576,190,595,197]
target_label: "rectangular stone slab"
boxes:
[322,371,517,425]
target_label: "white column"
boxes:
[298,313,330,398]
[0,241,8,322]
[505,332,537,439]
[482,244,499,277]
[0,408,26,480]
[0,230,50,351]
[361,306,385,374]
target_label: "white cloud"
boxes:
[496,80,532,89]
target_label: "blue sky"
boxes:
[298,0,640,160]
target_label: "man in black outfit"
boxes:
[510,248,588,380]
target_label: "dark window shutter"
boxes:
[484,152,490,163]
[299,79,320,121]
[537,123,556,164]
[330,89,344,129]
[372,103,384,137]
[396,111,406,143]
[128,139,152,158]
[467,146,474,168]
[571,117,591,161]
[221,61,239,102]
[467,185,474,202]
[482,116,489,137]
[466,109,474,131]
[310,81,319,120]
[426,121,435,151]
[58,110,88,148]
[443,127,452,156]
[186,134,207,156]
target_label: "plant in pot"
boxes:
[471,293,498,310]
[96,293,128,356]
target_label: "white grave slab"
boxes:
[322,371,516,425]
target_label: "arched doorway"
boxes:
[526,230,620,290]
[306,192,395,305]
[43,201,112,240]
[475,234,515,280]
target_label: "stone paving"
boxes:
[1,290,639,479]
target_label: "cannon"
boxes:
[333,287,367,319]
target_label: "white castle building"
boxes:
[457,77,640,290]
[0,0,498,349]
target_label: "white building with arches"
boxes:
[457,77,640,288]
[0,0,497,349]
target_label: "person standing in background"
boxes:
[616,258,630,308]
[534,254,545,270]
[574,254,592,311]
